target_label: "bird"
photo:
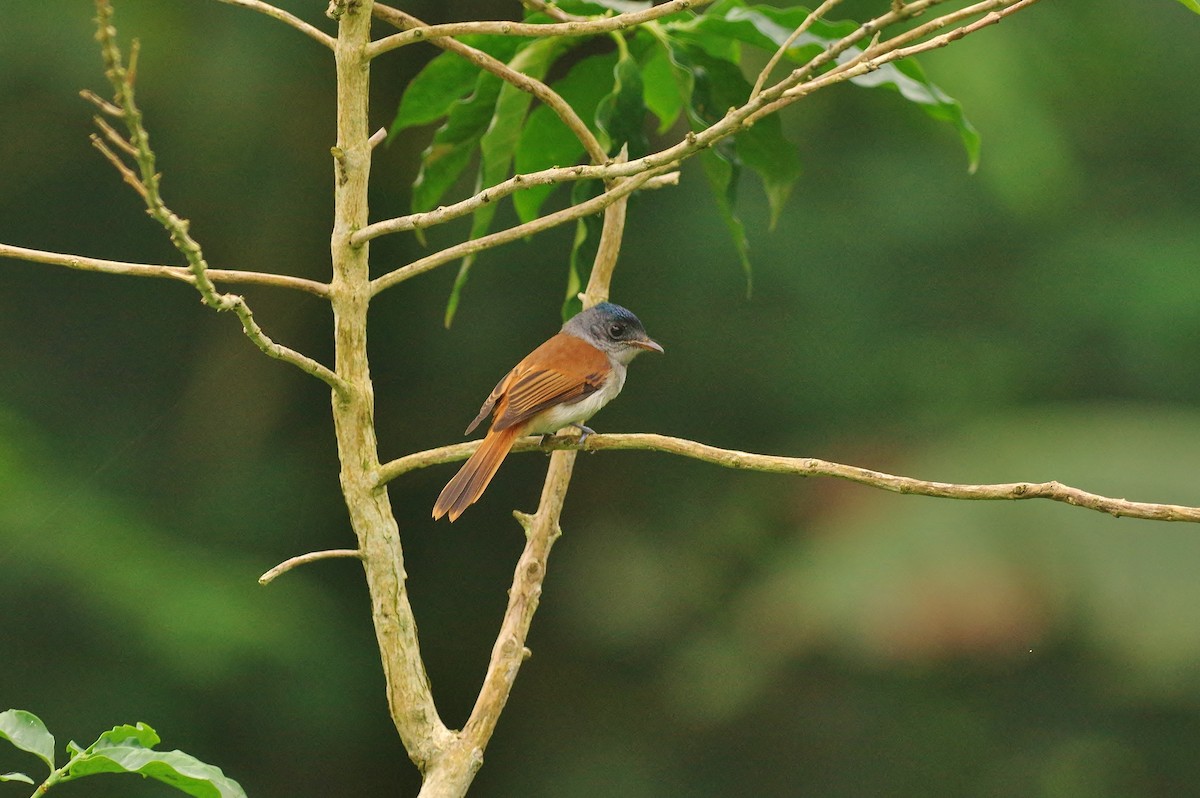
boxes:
[432,302,663,522]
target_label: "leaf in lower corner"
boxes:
[0,709,56,773]
[65,723,246,798]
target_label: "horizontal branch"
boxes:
[259,548,363,585]
[379,433,1200,524]
[369,163,673,294]
[214,0,335,49]
[0,242,331,297]
[367,0,716,59]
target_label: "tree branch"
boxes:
[749,0,845,100]
[366,0,716,59]
[369,163,673,295]
[258,548,363,585]
[372,4,607,165]
[380,434,1200,524]
[0,242,331,297]
[213,0,336,49]
[90,0,345,394]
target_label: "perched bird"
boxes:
[433,302,663,522]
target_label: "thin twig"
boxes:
[367,0,715,58]
[372,4,607,164]
[380,434,1200,524]
[749,0,845,100]
[0,242,331,297]
[369,164,671,294]
[259,548,363,585]
[520,0,585,23]
[214,0,336,49]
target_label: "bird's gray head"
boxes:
[562,302,664,364]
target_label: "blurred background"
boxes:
[2,1,1200,795]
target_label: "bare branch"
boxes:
[213,0,336,49]
[90,0,346,394]
[0,242,331,297]
[367,0,716,58]
[520,0,585,23]
[381,434,1200,524]
[259,548,363,585]
[373,3,607,164]
[369,163,673,295]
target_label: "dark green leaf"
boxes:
[65,723,245,798]
[446,37,572,326]
[636,36,686,132]
[684,46,800,228]
[410,71,503,213]
[391,36,522,136]
[514,52,617,224]
[700,148,752,292]
[596,39,650,158]
[0,773,34,785]
[0,709,55,773]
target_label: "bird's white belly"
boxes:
[526,362,627,435]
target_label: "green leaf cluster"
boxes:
[0,710,244,798]
[390,0,979,318]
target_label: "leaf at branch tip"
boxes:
[64,722,246,798]
[445,37,574,327]
[514,52,618,224]
[0,709,56,773]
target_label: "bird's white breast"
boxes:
[526,359,627,435]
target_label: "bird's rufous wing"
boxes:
[489,333,608,432]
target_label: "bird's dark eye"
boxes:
[608,322,626,338]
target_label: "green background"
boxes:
[2,1,1200,795]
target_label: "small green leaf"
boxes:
[391,36,522,136]
[596,37,649,158]
[64,723,245,798]
[445,37,573,326]
[1174,0,1200,13]
[0,709,56,773]
[0,772,34,785]
[514,52,617,224]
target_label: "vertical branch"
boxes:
[325,0,451,770]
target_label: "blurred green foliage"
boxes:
[1,1,1199,796]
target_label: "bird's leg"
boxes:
[570,424,596,446]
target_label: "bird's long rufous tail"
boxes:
[432,426,521,522]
